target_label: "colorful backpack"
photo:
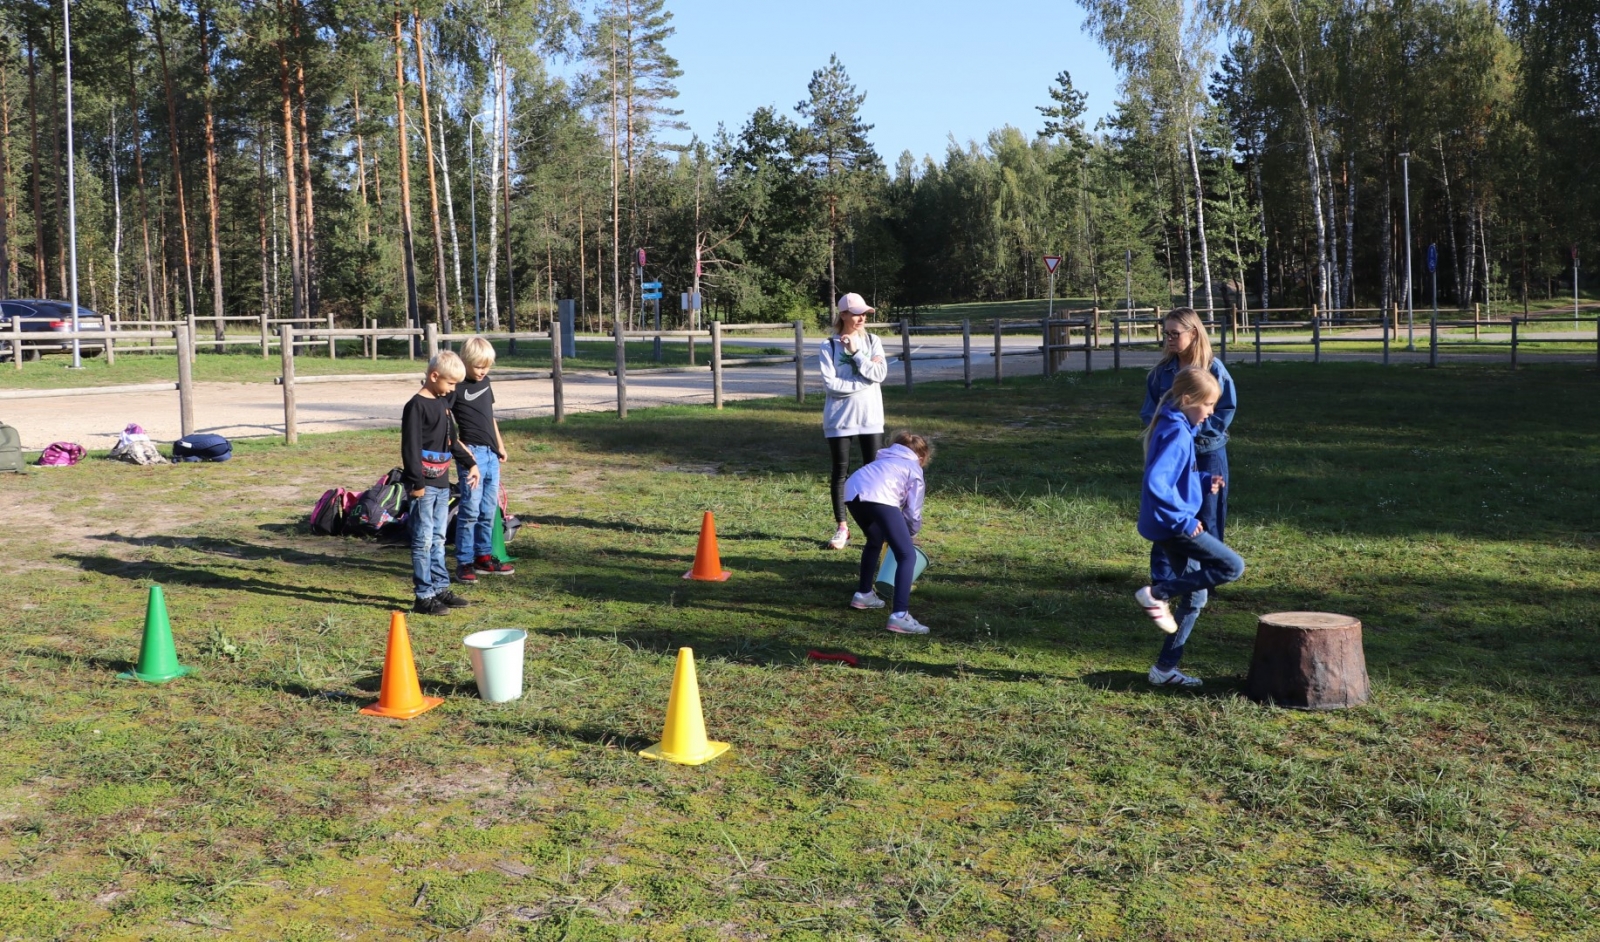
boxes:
[310,487,360,536]
[37,442,86,466]
[346,468,411,539]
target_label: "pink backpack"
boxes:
[38,442,86,467]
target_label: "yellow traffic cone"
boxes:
[640,647,730,766]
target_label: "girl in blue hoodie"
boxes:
[1135,367,1245,687]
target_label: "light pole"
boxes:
[1401,151,1414,351]
[64,0,83,367]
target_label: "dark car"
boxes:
[0,299,109,361]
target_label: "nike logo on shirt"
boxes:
[462,387,488,401]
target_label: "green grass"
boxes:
[1,364,1597,939]
[0,336,801,390]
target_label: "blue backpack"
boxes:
[172,434,232,462]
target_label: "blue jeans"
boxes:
[1149,530,1246,670]
[847,498,915,614]
[409,485,452,599]
[456,446,500,565]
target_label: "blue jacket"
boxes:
[1140,358,1236,454]
[1138,406,1213,541]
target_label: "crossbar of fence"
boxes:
[2,326,195,435]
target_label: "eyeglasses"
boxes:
[1164,329,1190,339]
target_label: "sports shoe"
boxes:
[1135,586,1178,634]
[1148,665,1203,688]
[456,564,479,584]
[886,612,930,635]
[826,523,850,550]
[412,595,451,616]
[850,591,885,610]
[474,554,515,576]
[435,589,471,609]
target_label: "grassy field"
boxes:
[1,364,1597,940]
[0,336,799,391]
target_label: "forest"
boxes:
[0,0,1594,338]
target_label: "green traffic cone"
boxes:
[490,506,516,564]
[118,585,193,684]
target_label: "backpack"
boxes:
[310,486,359,536]
[37,441,85,467]
[172,433,232,462]
[346,467,411,539]
[0,422,24,473]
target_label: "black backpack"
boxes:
[346,468,411,539]
[173,433,232,462]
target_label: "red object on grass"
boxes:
[807,650,859,667]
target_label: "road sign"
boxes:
[1043,255,1061,275]
[642,291,662,301]
[642,281,662,290]
[637,249,647,268]
[1426,243,1437,273]
[1573,245,1580,261]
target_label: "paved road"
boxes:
[1,328,1592,450]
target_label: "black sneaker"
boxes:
[435,589,471,609]
[412,595,451,616]
[456,564,478,584]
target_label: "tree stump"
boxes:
[1244,612,1370,710]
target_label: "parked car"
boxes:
[0,299,108,361]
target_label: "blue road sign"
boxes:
[1427,243,1437,273]
[641,281,662,290]
[642,291,663,301]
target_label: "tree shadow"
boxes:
[90,531,402,574]
[66,552,403,609]
[1079,669,1248,701]
[17,646,136,676]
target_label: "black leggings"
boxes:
[828,433,883,523]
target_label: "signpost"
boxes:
[1043,255,1061,375]
[1428,242,1438,324]
[1573,245,1580,324]
[643,280,663,360]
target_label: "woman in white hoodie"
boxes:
[844,431,933,635]
[819,292,890,549]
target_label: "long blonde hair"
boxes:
[1141,366,1220,457]
[1155,307,1213,373]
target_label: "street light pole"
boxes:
[65,0,83,367]
[1401,151,1414,351]
[468,115,481,333]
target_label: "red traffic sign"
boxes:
[1572,245,1579,261]
[1043,255,1062,274]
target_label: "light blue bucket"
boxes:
[463,629,527,703]
[875,546,930,595]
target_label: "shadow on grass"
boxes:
[528,514,795,542]
[1079,669,1248,700]
[67,552,403,609]
[90,531,402,575]
[18,646,136,676]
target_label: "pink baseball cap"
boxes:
[836,292,875,316]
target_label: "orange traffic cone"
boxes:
[360,611,444,720]
[683,511,732,581]
[640,647,730,766]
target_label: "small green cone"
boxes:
[490,506,516,564]
[118,585,193,684]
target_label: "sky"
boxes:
[646,0,1124,165]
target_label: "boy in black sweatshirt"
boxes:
[402,351,479,615]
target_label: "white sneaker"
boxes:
[827,524,850,549]
[1148,665,1203,688]
[851,591,885,610]
[1135,586,1178,634]
[886,612,930,635]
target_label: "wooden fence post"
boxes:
[1474,302,1482,341]
[105,313,116,366]
[1113,318,1121,371]
[993,317,1003,385]
[327,310,336,359]
[1312,311,1322,364]
[793,320,805,402]
[369,318,378,360]
[615,318,628,418]
[10,315,21,370]
[425,323,439,360]
[260,310,270,359]
[1255,318,1262,367]
[711,320,724,410]
[901,318,914,390]
[176,326,194,437]
[1040,316,1051,377]
[280,325,297,444]
[1382,312,1390,365]
[1430,311,1439,368]
[550,321,565,423]
[1091,306,1101,348]
[962,318,972,388]
[1510,317,1519,370]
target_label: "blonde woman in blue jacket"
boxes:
[819,293,889,549]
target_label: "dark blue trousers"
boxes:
[846,498,915,613]
[1148,529,1246,670]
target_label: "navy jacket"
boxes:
[1140,358,1236,454]
[1138,406,1213,542]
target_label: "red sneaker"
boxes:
[456,564,478,584]
[474,554,515,576]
